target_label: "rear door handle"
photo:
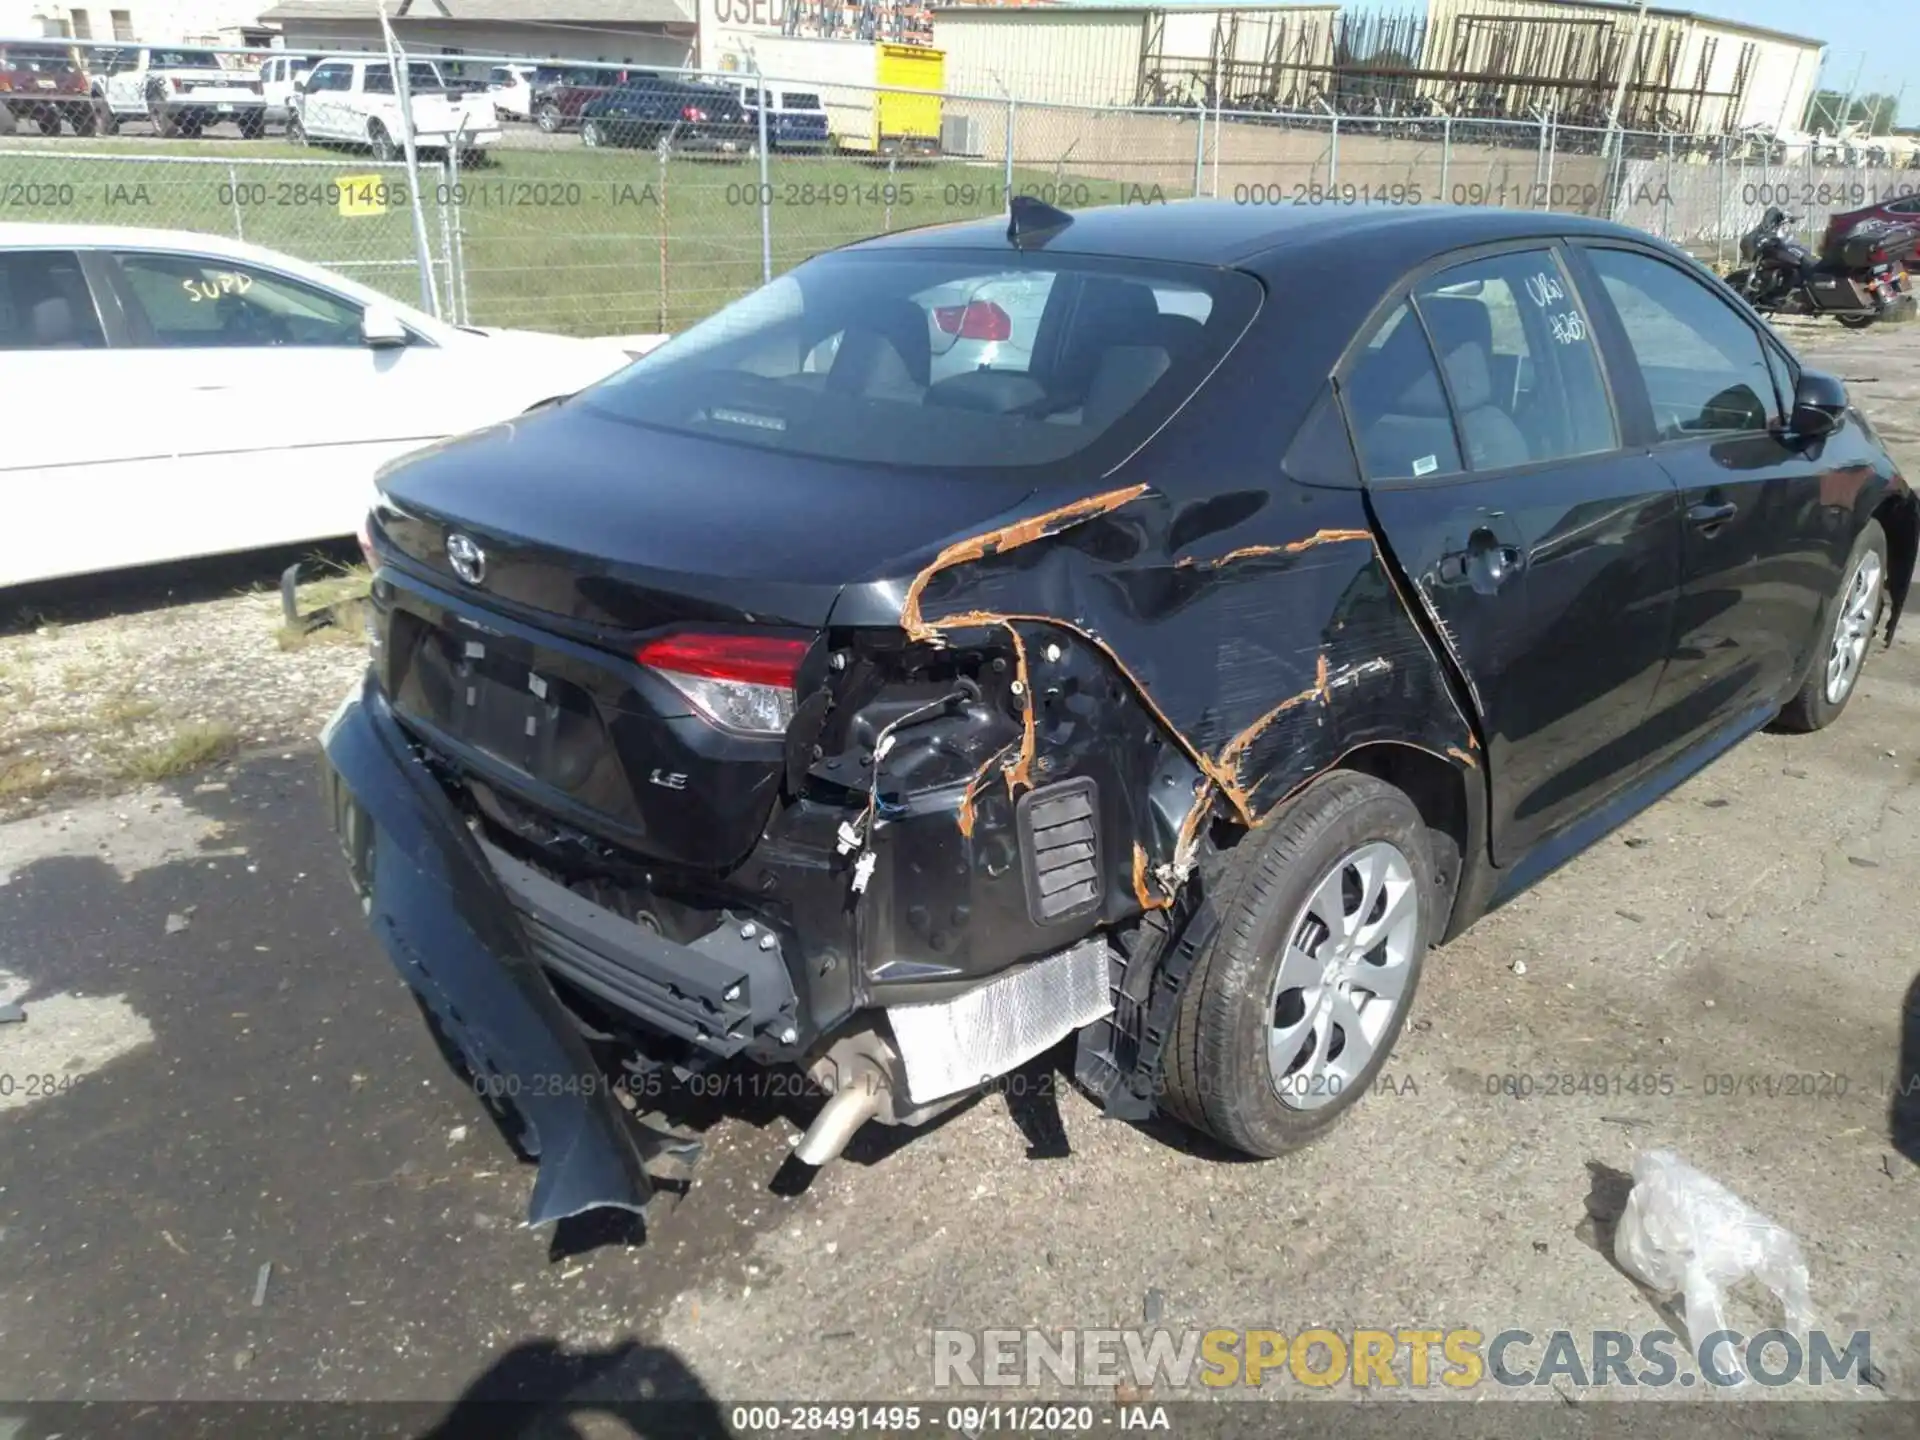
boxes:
[1689,500,1738,530]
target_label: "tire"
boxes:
[238,111,264,140]
[92,96,118,135]
[581,118,606,149]
[0,107,15,138]
[1838,313,1877,330]
[1161,771,1436,1158]
[71,104,97,136]
[533,100,561,134]
[368,121,397,162]
[1776,519,1888,733]
[286,111,307,146]
[34,107,61,136]
[178,114,204,139]
[150,103,177,138]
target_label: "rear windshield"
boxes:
[4,46,77,72]
[365,62,446,93]
[582,249,1261,473]
[781,91,823,110]
[152,49,219,68]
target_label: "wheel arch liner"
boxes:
[321,678,656,1227]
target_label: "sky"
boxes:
[1732,0,1919,125]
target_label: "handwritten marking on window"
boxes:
[1526,271,1567,308]
[1547,309,1589,345]
[179,270,253,304]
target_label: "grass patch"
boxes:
[96,693,162,727]
[0,756,58,803]
[118,722,238,783]
[276,563,371,651]
[0,138,1146,334]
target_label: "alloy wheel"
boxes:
[1824,550,1883,704]
[1267,841,1420,1111]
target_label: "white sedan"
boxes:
[0,224,664,589]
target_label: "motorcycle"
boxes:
[1726,206,1920,330]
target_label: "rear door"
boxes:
[94,246,453,558]
[1572,242,1833,744]
[1345,242,1684,862]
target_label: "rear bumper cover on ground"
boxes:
[320,676,656,1226]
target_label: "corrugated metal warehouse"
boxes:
[933,0,1824,133]
[1420,0,1823,134]
[932,5,1338,109]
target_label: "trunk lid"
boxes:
[373,398,1036,871]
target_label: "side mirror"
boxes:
[1787,367,1848,439]
[361,306,408,348]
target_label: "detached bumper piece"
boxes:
[1074,894,1222,1121]
[479,839,799,1058]
[321,679,658,1228]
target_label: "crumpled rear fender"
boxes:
[321,678,654,1227]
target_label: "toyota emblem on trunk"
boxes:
[446,533,486,585]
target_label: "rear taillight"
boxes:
[681,105,706,122]
[636,632,809,734]
[933,300,1012,342]
[356,509,376,571]
[168,76,184,91]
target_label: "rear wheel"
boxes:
[1161,771,1435,1157]
[1777,520,1887,732]
[92,96,119,135]
[533,100,561,134]
[34,106,61,136]
[149,102,177,138]
[581,117,606,148]
[238,111,264,139]
[1838,313,1878,330]
[368,120,397,162]
[71,103,97,136]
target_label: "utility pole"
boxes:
[1601,0,1650,160]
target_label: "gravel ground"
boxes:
[0,548,367,822]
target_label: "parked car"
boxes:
[0,41,95,136]
[732,82,830,152]
[579,78,752,156]
[486,62,537,121]
[259,51,322,128]
[289,56,500,160]
[0,224,653,589]
[531,66,645,134]
[1823,195,1920,268]
[89,45,265,138]
[320,199,1916,1225]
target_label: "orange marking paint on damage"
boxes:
[899,483,1150,641]
[1446,746,1478,769]
[1131,842,1171,911]
[1172,528,1374,570]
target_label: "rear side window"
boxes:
[584,252,1259,473]
[1412,249,1617,469]
[782,91,823,110]
[111,252,365,348]
[1584,247,1775,439]
[0,251,105,350]
[1342,303,1464,481]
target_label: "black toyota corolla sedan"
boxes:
[322,199,1915,1226]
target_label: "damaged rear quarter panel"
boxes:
[878,311,1484,918]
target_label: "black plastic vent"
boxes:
[1018,777,1101,925]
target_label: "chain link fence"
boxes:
[3,38,1917,338]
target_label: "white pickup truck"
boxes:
[90,45,266,138]
[289,56,500,160]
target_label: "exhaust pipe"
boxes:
[792,1083,882,1167]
